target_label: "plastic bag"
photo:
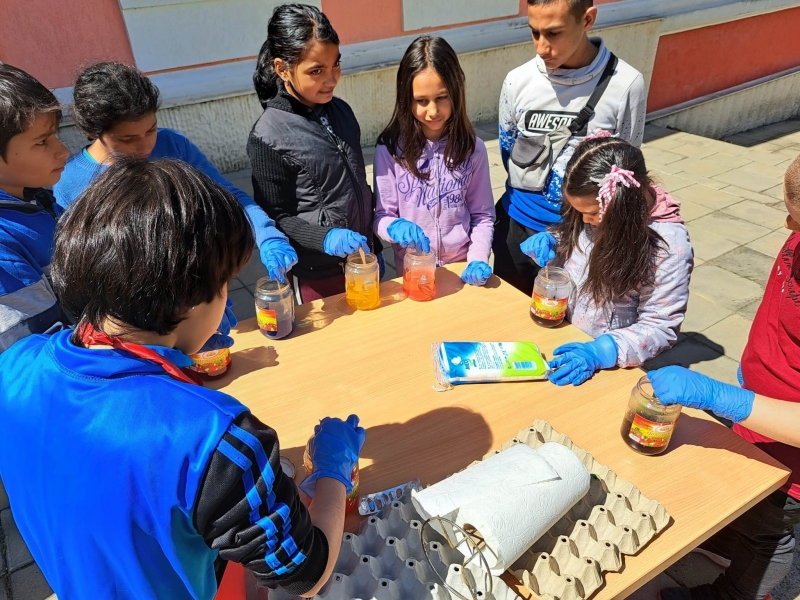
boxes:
[432,342,549,391]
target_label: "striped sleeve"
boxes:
[0,248,62,353]
[194,412,328,595]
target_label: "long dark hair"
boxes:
[377,36,475,180]
[253,3,339,108]
[552,137,665,307]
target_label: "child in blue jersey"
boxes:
[0,62,70,352]
[0,157,364,599]
[53,61,298,283]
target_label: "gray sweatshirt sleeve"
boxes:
[607,223,694,367]
[616,72,647,147]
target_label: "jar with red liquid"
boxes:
[303,438,360,514]
[403,249,436,301]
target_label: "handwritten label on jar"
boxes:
[531,292,568,321]
[628,414,675,448]
[256,307,278,332]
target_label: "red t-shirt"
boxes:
[738,231,800,499]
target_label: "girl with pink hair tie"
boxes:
[521,136,694,386]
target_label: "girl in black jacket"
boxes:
[248,3,378,303]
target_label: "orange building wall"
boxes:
[325,0,622,45]
[648,7,800,112]
[0,0,134,89]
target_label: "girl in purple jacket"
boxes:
[374,36,496,286]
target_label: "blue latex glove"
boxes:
[199,298,237,351]
[649,366,755,423]
[387,218,431,253]
[323,228,370,258]
[461,261,492,286]
[376,251,386,279]
[548,334,618,387]
[520,232,557,267]
[260,238,298,283]
[300,414,366,499]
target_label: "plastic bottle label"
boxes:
[256,307,278,332]
[628,414,675,448]
[531,292,568,320]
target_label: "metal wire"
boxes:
[420,517,494,600]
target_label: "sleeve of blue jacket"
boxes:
[194,412,328,595]
[172,131,288,249]
[0,243,62,353]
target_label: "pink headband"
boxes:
[584,129,613,142]
[596,165,640,222]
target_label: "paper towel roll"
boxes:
[411,442,590,575]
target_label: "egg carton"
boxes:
[483,420,671,600]
[267,495,518,600]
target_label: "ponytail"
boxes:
[253,3,340,108]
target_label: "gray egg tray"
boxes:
[268,420,669,600]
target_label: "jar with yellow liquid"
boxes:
[345,252,380,310]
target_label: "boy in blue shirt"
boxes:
[0,157,364,598]
[54,61,298,283]
[0,62,70,352]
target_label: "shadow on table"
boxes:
[642,333,725,371]
[432,267,466,300]
[359,406,494,490]
[213,343,280,386]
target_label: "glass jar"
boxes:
[303,438,360,514]
[188,348,231,376]
[531,266,572,327]
[345,252,380,310]
[254,277,295,340]
[621,376,682,455]
[403,249,436,301]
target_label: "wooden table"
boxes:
[212,264,790,599]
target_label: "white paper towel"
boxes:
[411,442,590,575]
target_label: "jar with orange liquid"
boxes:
[403,249,436,301]
[345,252,381,310]
[303,439,360,514]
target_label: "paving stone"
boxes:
[682,293,733,333]
[667,143,719,159]
[9,563,55,600]
[736,147,795,166]
[492,185,505,202]
[0,478,8,512]
[763,182,785,200]
[721,200,787,230]
[229,286,256,323]
[671,155,749,178]
[226,171,254,197]
[0,509,33,573]
[702,314,753,361]
[746,229,789,257]
[642,146,688,165]
[719,184,783,205]
[650,170,696,192]
[237,252,269,287]
[713,165,784,193]
[689,212,772,245]
[737,298,763,320]
[679,200,715,223]
[489,168,507,189]
[685,224,740,261]
[666,551,725,588]
[689,264,764,312]
[707,246,776,287]
[643,337,739,385]
[672,184,743,210]
[228,277,245,292]
[667,170,730,190]
[644,134,689,151]
[775,145,800,161]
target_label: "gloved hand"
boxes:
[387,218,431,253]
[323,228,370,258]
[461,261,492,286]
[199,298,236,352]
[548,334,618,387]
[520,232,557,267]
[300,414,366,499]
[377,251,386,279]
[259,238,298,283]
[649,366,755,423]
